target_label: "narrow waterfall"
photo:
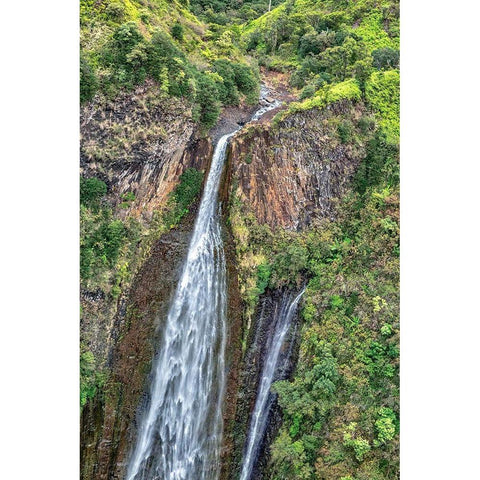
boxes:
[240,289,305,480]
[126,88,279,480]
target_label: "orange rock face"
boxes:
[229,100,368,230]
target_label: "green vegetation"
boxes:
[80,168,204,290]
[241,0,399,138]
[365,70,400,143]
[80,176,107,210]
[80,0,259,128]
[163,168,204,227]
[80,197,138,284]
[171,22,184,41]
[283,79,362,117]
[80,0,399,477]
[229,113,399,477]
[80,347,107,410]
[190,0,283,24]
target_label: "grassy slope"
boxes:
[242,0,400,142]
[81,0,206,63]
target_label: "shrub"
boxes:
[213,60,240,105]
[272,243,308,286]
[193,73,221,128]
[80,56,98,103]
[80,350,95,408]
[105,1,125,21]
[171,22,184,41]
[147,31,193,97]
[99,220,127,266]
[337,120,353,143]
[287,79,362,115]
[246,30,262,51]
[298,31,335,58]
[300,84,316,100]
[365,69,400,143]
[111,22,144,61]
[256,263,272,295]
[80,349,107,409]
[375,407,397,445]
[173,168,204,211]
[120,191,135,208]
[163,168,204,227]
[372,47,399,70]
[80,177,107,209]
[343,423,371,461]
[357,115,376,134]
[232,62,259,104]
[354,129,399,195]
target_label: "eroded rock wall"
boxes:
[223,289,302,480]
[229,100,367,230]
[80,81,212,223]
[81,208,197,480]
[81,95,369,480]
[221,100,369,478]
[80,82,212,374]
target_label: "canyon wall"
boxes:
[228,100,367,230]
[80,81,212,377]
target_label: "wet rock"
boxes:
[223,289,303,480]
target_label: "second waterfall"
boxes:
[126,89,280,480]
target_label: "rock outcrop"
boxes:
[80,80,212,223]
[81,207,198,480]
[80,83,212,479]
[228,100,368,230]
[80,81,213,376]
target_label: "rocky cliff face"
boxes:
[80,81,212,374]
[223,289,302,480]
[228,100,368,230]
[80,80,212,222]
[219,99,371,478]
[81,208,197,480]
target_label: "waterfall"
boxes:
[126,87,280,480]
[240,289,305,480]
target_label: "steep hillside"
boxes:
[223,91,399,479]
[219,1,400,478]
[80,0,260,127]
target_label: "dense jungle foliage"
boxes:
[80,0,259,127]
[80,0,399,477]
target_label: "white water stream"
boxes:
[126,87,280,480]
[239,289,305,480]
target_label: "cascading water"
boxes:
[125,87,280,480]
[240,289,305,480]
